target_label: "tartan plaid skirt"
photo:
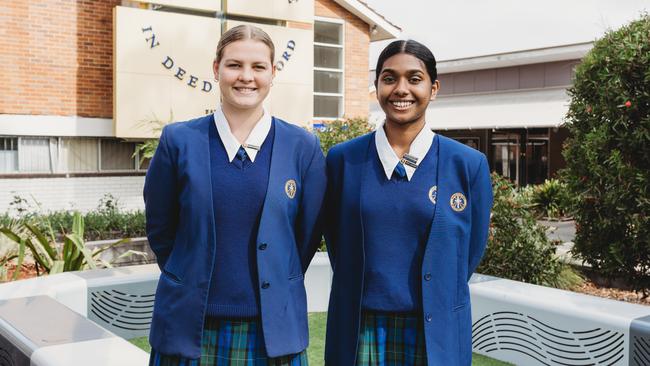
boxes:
[149,317,308,366]
[355,311,427,366]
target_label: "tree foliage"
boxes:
[562,15,650,293]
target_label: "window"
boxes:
[100,140,136,171]
[0,136,144,174]
[60,138,99,172]
[19,137,53,172]
[0,138,18,173]
[314,18,344,119]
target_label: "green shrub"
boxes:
[562,15,650,293]
[478,174,582,289]
[315,117,374,155]
[529,179,572,219]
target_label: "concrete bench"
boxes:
[470,274,650,365]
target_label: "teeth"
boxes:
[235,87,256,92]
[391,101,413,108]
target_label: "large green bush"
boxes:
[562,15,650,293]
[478,174,581,289]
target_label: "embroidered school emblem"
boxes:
[450,192,467,212]
[285,179,297,199]
[428,185,437,204]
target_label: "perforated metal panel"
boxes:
[87,281,157,339]
[472,311,625,365]
[630,315,650,366]
[0,337,27,366]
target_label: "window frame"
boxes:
[0,136,147,175]
[314,16,345,120]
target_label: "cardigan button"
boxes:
[261,282,270,289]
[258,243,268,250]
[425,313,432,322]
[424,273,432,281]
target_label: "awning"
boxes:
[370,88,571,130]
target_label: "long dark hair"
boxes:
[374,40,437,85]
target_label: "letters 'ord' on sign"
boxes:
[114,6,220,139]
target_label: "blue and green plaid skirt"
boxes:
[149,317,308,366]
[356,311,427,366]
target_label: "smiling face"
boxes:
[376,53,439,128]
[213,38,275,113]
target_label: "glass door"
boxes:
[491,134,520,185]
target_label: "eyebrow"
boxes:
[380,68,425,75]
[222,59,270,65]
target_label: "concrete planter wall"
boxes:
[0,254,648,365]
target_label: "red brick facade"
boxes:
[0,1,370,120]
[315,0,370,119]
[0,0,118,118]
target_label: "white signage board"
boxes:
[225,0,314,24]
[129,0,221,12]
[114,6,220,138]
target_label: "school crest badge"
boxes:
[450,192,467,212]
[285,179,297,199]
[428,185,437,204]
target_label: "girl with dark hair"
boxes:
[324,39,493,365]
[145,24,326,365]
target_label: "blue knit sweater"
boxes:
[206,120,274,317]
[360,135,439,312]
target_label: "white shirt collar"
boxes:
[213,107,272,162]
[374,122,436,181]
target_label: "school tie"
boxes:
[393,161,407,180]
[236,146,249,162]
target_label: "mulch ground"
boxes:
[572,280,649,305]
[2,262,40,282]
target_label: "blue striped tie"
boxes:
[393,162,407,180]
[236,146,248,162]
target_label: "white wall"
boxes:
[0,176,145,213]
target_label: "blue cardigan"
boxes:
[144,114,326,359]
[324,132,493,366]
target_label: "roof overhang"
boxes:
[370,88,570,130]
[332,0,401,41]
[437,42,593,74]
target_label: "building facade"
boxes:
[0,0,398,212]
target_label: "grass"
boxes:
[129,312,511,365]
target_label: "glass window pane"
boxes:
[315,21,342,45]
[314,95,343,118]
[314,70,343,94]
[314,46,342,69]
[101,140,135,171]
[61,138,98,172]
[19,137,51,172]
[0,138,18,173]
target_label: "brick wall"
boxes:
[315,0,370,119]
[0,0,369,120]
[0,0,118,118]
[0,176,145,213]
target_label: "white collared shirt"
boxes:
[213,107,272,162]
[374,122,436,181]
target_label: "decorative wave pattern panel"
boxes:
[89,288,155,339]
[472,311,625,366]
